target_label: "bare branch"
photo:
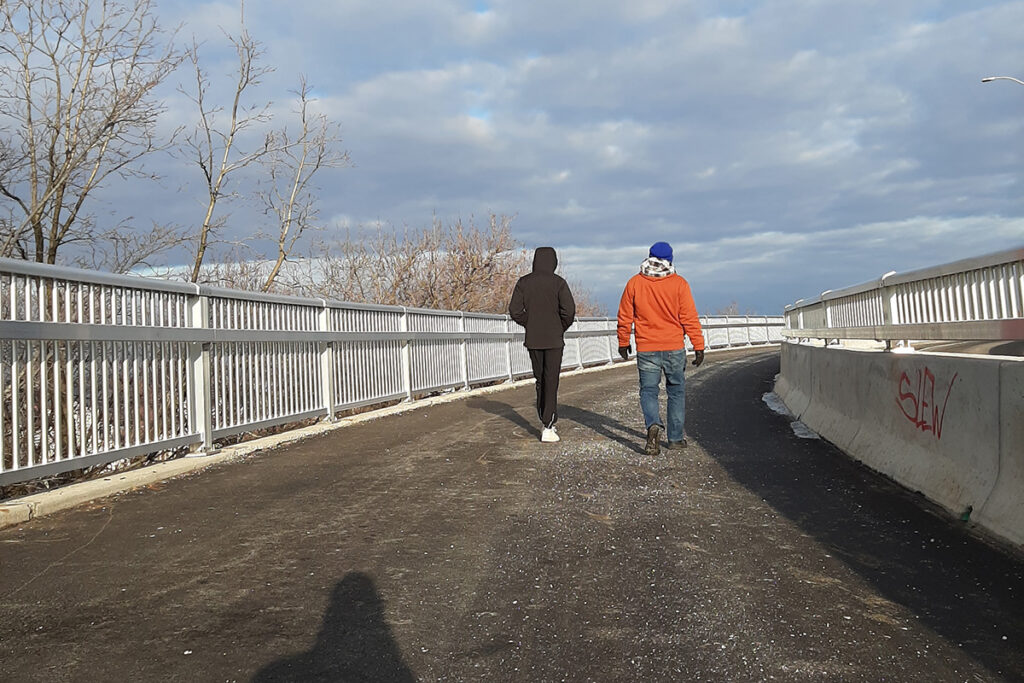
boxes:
[282,216,532,313]
[73,222,190,274]
[259,76,350,291]
[0,0,183,264]
[178,8,280,282]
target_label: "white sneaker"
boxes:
[541,426,560,443]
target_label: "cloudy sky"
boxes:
[118,0,1024,313]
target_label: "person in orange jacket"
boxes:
[616,241,705,455]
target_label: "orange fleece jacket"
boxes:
[617,272,705,352]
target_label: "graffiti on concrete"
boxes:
[897,367,958,439]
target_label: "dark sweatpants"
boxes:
[528,347,563,428]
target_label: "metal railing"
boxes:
[783,247,1024,343]
[0,257,784,486]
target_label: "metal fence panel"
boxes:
[0,268,197,485]
[747,317,769,344]
[408,311,462,393]
[0,257,784,486]
[510,341,532,379]
[704,317,730,348]
[784,247,1024,342]
[331,306,404,409]
[727,317,751,346]
[466,315,509,384]
[208,295,322,438]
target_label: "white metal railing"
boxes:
[783,247,1024,344]
[0,257,784,486]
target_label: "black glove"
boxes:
[618,345,631,360]
[691,349,705,367]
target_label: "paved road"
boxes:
[0,349,1021,682]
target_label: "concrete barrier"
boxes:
[775,341,814,417]
[777,343,1023,549]
[974,360,1024,547]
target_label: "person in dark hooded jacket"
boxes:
[508,247,576,442]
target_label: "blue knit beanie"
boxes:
[649,241,673,263]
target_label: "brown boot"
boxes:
[644,424,661,455]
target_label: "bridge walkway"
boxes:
[1,349,1022,681]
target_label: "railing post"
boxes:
[607,318,614,363]
[459,311,470,390]
[880,271,906,351]
[882,281,897,326]
[318,302,335,421]
[400,306,413,401]
[575,320,584,369]
[187,290,213,455]
[505,315,514,382]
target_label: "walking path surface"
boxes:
[0,349,1022,682]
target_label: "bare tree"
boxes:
[258,78,350,292]
[201,247,269,292]
[178,10,276,283]
[432,215,527,312]
[162,210,606,316]
[0,0,182,264]
[715,301,740,315]
[73,221,190,274]
[288,215,611,316]
[567,277,608,317]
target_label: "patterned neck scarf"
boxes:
[640,257,675,278]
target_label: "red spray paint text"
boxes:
[897,367,958,439]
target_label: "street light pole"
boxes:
[982,76,1024,86]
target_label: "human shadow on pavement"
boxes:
[558,404,648,454]
[467,397,541,439]
[251,572,415,683]
[469,397,647,454]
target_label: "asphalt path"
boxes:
[0,348,1021,682]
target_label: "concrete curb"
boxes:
[0,503,31,527]
[0,360,634,530]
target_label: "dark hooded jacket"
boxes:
[508,247,576,349]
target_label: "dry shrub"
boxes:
[196,214,606,316]
[283,215,605,315]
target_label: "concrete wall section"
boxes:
[775,343,813,417]
[778,343,1022,548]
[852,351,1000,517]
[974,360,1024,547]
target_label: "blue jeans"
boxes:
[636,350,687,442]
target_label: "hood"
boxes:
[532,247,558,274]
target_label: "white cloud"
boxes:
[556,199,589,217]
[71,0,1024,316]
[527,169,571,185]
[561,215,1024,313]
[455,7,500,43]
[455,113,495,143]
